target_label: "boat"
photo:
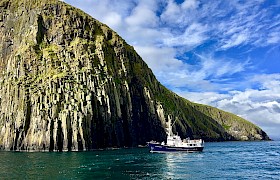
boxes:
[147,119,204,153]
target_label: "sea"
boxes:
[0,141,279,179]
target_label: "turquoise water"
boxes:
[0,141,279,179]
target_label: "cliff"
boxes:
[0,0,270,151]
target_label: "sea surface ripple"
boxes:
[0,141,279,179]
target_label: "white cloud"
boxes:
[102,12,123,30]
[125,0,159,28]
[267,32,280,44]
[163,23,208,48]
[195,53,250,78]
[221,33,248,49]
[160,0,202,27]
[176,91,230,106]
[134,46,182,73]
[160,0,181,24]
[132,50,251,92]
[182,0,200,10]
[178,74,280,139]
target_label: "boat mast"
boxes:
[168,118,172,136]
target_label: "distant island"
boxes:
[0,0,270,151]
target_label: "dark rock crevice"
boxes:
[36,15,46,45]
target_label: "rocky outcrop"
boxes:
[0,0,269,151]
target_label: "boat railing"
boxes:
[185,139,203,144]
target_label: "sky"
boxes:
[64,0,280,140]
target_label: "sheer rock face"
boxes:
[0,0,269,151]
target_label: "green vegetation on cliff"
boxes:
[0,0,269,151]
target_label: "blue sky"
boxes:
[64,0,280,139]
